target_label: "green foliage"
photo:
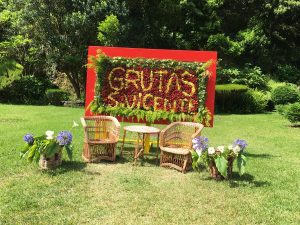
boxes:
[247,89,269,113]
[237,154,246,176]
[216,67,240,84]
[0,60,23,88]
[271,85,299,105]
[46,89,69,106]
[215,85,268,113]
[6,0,128,98]
[0,75,52,104]
[235,65,268,90]
[215,84,248,92]
[275,64,300,85]
[215,155,228,177]
[21,137,73,163]
[277,102,300,124]
[97,14,121,46]
[217,65,268,90]
[192,140,248,178]
[206,33,244,56]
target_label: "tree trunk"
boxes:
[65,72,81,99]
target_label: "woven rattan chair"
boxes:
[159,122,204,173]
[81,116,120,162]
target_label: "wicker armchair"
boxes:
[159,122,204,173]
[81,116,120,162]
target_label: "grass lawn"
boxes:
[0,104,299,225]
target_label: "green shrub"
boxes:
[285,103,300,124]
[217,64,268,90]
[277,103,300,124]
[0,75,53,105]
[246,89,269,113]
[271,85,299,105]
[215,84,268,113]
[232,65,268,90]
[216,67,240,84]
[276,64,300,85]
[46,89,69,106]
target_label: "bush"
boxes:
[246,89,269,113]
[276,64,300,85]
[232,65,268,90]
[215,84,268,113]
[46,89,69,106]
[277,103,300,124]
[271,85,299,105]
[217,64,268,90]
[0,75,53,105]
[216,67,240,84]
[285,103,300,124]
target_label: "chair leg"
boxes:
[182,155,188,173]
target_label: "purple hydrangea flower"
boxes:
[23,133,34,144]
[56,131,72,146]
[192,136,209,152]
[233,139,248,151]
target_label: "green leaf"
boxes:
[44,141,59,157]
[27,144,37,163]
[34,151,41,163]
[215,155,228,178]
[20,143,30,158]
[237,154,247,176]
[65,144,73,160]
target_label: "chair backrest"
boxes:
[162,122,204,149]
[81,116,120,142]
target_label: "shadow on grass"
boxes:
[42,160,87,176]
[228,172,271,188]
[116,146,159,167]
[245,153,274,159]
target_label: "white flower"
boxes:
[195,148,202,156]
[72,120,79,128]
[233,145,241,154]
[208,147,215,155]
[217,145,225,153]
[228,144,233,150]
[46,130,54,140]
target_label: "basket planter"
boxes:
[209,156,236,180]
[39,149,62,169]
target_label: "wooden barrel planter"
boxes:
[39,149,62,169]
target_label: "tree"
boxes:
[10,0,127,98]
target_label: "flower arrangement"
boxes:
[20,121,78,169]
[191,136,248,179]
[89,52,212,124]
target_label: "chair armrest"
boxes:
[80,117,87,128]
[191,123,204,139]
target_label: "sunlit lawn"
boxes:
[0,104,299,225]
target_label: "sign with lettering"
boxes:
[85,47,217,126]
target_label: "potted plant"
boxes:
[191,136,247,180]
[20,122,78,169]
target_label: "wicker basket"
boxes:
[39,150,62,170]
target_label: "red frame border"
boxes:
[84,46,217,126]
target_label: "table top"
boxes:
[124,125,160,134]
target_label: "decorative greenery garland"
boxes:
[89,51,212,125]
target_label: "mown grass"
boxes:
[0,104,299,225]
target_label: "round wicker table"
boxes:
[120,125,161,165]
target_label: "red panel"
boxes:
[85,46,217,126]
